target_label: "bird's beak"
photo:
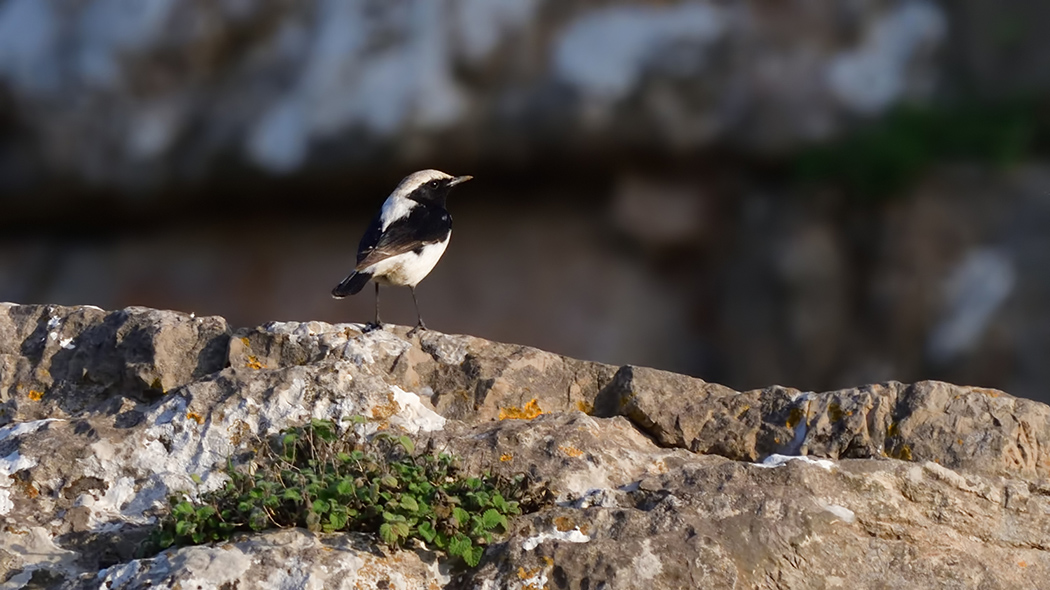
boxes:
[448,175,473,186]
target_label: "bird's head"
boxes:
[392,169,473,206]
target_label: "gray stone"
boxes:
[2,303,1050,589]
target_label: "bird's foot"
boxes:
[407,321,427,337]
[362,321,383,334]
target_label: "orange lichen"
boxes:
[558,446,583,458]
[517,566,543,581]
[19,481,39,499]
[240,337,251,346]
[575,400,594,414]
[186,412,204,425]
[371,392,400,420]
[27,390,43,401]
[500,454,513,462]
[499,399,544,421]
[1019,561,1028,567]
[246,356,264,370]
[554,516,575,532]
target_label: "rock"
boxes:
[0,0,947,191]
[1,303,1049,589]
[96,530,448,590]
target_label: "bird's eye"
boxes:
[428,180,440,189]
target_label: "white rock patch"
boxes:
[522,526,591,551]
[821,503,856,524]
[755,454,836,471]
[389,385,446,433]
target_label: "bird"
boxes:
[332,169,472,335]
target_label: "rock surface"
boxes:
[1,303,1049,589]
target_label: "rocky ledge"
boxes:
[1,303,1048,589]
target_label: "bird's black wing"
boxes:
[355,205,451,271]
[355,212,385,265]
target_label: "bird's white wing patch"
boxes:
[379,196,418,231]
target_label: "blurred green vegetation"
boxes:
[795,100,1050,199]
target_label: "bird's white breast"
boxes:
[367,234,451,287]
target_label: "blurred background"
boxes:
[1,0,1049,401]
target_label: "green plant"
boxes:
[150,418,539,567]
[795,100,1048,199]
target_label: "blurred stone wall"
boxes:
[1,0,1049,402]
[0,0,946,191]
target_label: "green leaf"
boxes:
[336,478,354,496]
[175,520,193,536]
[465,544,484,567]
[480,509,506,531]
[379,523,397,545]
[312,499,330,515]
[173,501,195,518]
[449,533,471,557]
[328,511,348,529]
[392,522,410,539]
[417,521,436,543]
[398,435,415,454]
[282,488,302,502]
[491,494,507,512]
[190,473,203,485]
[434,531,449,549]
[401,495,419,512]
[196,505,216,520]
[452,507,470,527]
[351,414,368,425]
[157,530,175,548]
[381,475,399,489]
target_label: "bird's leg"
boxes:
[407,286,427,336]
[363,283,383,333]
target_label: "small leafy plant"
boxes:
[151,418,538,567]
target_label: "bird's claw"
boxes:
[362,322,383,334]
[407,322,427,337]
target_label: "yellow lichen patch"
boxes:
[500,453,513,462]
[27,389,43,401]
[558,446,583,458]
[246,356,264,370]
[786,407,804,428]
[828,402,843,422]
[575,400,594,414]
[886,422,900,438]
[499,399,544,421]
[888,443,913,461]
[974,387,1002,398]
[371,392,401,420]
[554,516,575,532]
[240,337,251,346]
[736,405,750,419]
[517,566,543,580]
[18,480,39,499]
[186,412,204,425]
[1019,561,1028,567]
[228,420,251,446]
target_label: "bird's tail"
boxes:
[331,271,372,298]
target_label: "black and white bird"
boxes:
[332,169,472,334]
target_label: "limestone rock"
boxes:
[1,303,1049,589]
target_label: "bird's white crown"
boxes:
[389,169,454,200]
